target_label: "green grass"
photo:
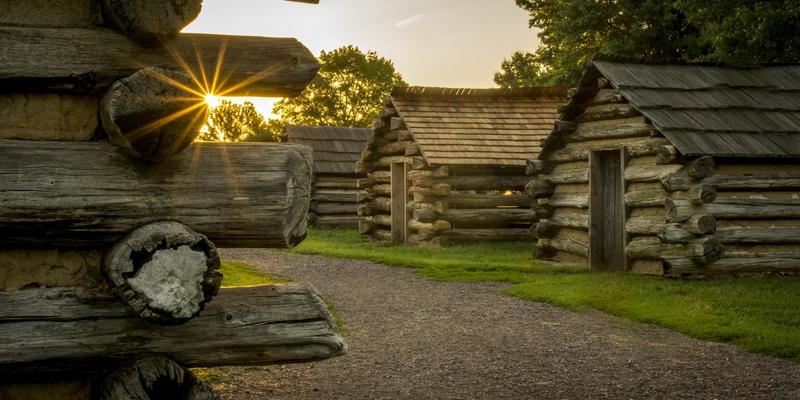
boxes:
[290,228,800,362]
[219,260,287,287]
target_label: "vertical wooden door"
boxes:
[390,162,408,244]
[589,150,626,271]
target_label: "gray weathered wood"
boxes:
[315,190,358,203]
[684,156,715,179]
[445,209,532,228]
[97,356,218,400]
[316,202,357,215]
[0,26,319,96]
[624,164,683,183]
[667,198,800,222]
[547,138,667,162]
[391,162,408,243]
[685,214,717,235]
[704,173,800,190]
[568,122,653,142]
[667,254,800,275]
[0,140,312,248]
[627,236,723,264]
[624,189,666,208]
[525,178,555,199]
[526,159,552,176]
[548,193,590,209]
[101,0,202,45]
[0,284,347,377]
[715,227,800,244]
[577,103,640,122]
[655,144,680,165]
[626,216,665,236]
[104,222,222,324]
[446,228,530,242]
[101,67,207,162]
[446,193,532,209]
[412,175,530,190]
[589,149,626,271]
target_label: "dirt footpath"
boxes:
[215,249,800,399]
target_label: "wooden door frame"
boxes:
[588,148,628,271]
[390,161,409,244]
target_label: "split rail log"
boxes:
[100,0,202,45]
[666,198,800,222]
[626,236,723,264]
[715,227,800,244]
[0,140,312,248]
[412,175,530,190]
[703,173,800,190]
[445,209,533,228]
[104,222,222,324]
[0,26,319,96]
[0,284,347,377]
[668,253,800,275]
[101,67,207,162]
[550,212,589,229]
[447,228,530,242]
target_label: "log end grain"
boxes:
[101,0,203,45]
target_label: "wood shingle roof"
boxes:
[390,86,566,167]
[285,125,370,174]
[593,61,800,157]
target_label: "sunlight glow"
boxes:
[205,94,222,108]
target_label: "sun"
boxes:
[205,94,222,108]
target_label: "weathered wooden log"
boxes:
[447,228,530,242]
[525,178,555,199]
[626,216,665,236]
[577,104,640,122]
[548,138,667,162]
[666,198,800,222]
[357,170,391,188]
[445,209,532,228]
[371,118,386,132]
[101,67,207,162]
[535,240,558,259]
[684,156,715,179]
[0,140,311,248]
[380,107,398,118]
[407,235,448,247]
[535,221,558,239]
[704,173,800,190]
[568,122,654,142]
[597,77,611,89]
[377,155,409,168]
[661,172,694,191]
[655,144,680,165]
[96,356,218,400]
[357,205,375,217]
[0,26,319,97]
[316,202,357,215]
[307,211,319,226]
[553,120,578,135]
[0,284,346,377]
[368,197,392,213]
[369,184,392,197]
[667,253,800,275]
[372,229,392,241]
[624,189,666,208]
[446,193,532,209]
[411,201,449,214]
[104,222,222,324]
[408,219,451,232]
[404,142,420,156]
[590,89,625,105]
[412,175,530,190]
[687,184,716,204]
[101,0,203,45]
[526,159,553,176]
[413,207,438,223]
[356,191,374,203]
[547,169,588,184]
[550,236,589,258]
[532,202,554,219]
[626,236,723,264]
[316,190,357,203]
[685,214,717,235]
[624,164,683,183]
[359,219,376,234]
[715,227,800,244]
[550,212,589,230]
[367,214,392,227]
[315,215,359,228]
[315,176,358,189]
[547,193,589,209]
[407,166,449,181]
[355,161,379,174]
[396,130,413,141]
[411,184,451,198]
[390,117,405,131]
[377,140,409,155]
[658,224,697,244]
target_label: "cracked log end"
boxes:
[101,67,208,163]
[101,0,203,45]
[96,356,219,400]
[104,221,222,324]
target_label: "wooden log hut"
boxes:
[531,59,800,277]
[358,86,565,246]
[0,1,346,399]
[286,125,371,228]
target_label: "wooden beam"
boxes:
[0,26,319,97]
[0,140,312,248]
[100,0,203,44]
[0,284,346,377]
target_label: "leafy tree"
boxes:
[498,0,800,86]
[273,45,406,128]
[199,100,280,142]
[493,51,543,88]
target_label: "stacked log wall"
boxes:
[527,79,722,274]
[310,174,362,228]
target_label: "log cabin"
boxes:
[358,86,566,246]
[531,59,800,277]
[286,125,371,228]
[0,1,345,398]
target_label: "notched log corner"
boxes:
[96,356,218,400]
[104,221,222,324]
[101,0,203,46]
[101,67,208,162]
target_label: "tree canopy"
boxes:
[495,0,800,87]
[273,45,406,128]
[198,100,279,143]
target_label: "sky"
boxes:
[184,0,539,117]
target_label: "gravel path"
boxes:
[214,249,800,399]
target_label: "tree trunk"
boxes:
[100,0,203,45]
[101,67,208,162]
[104,222,222,324]
[0,140,312,248]
[0,26,319,97]
[0,284,346,377]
